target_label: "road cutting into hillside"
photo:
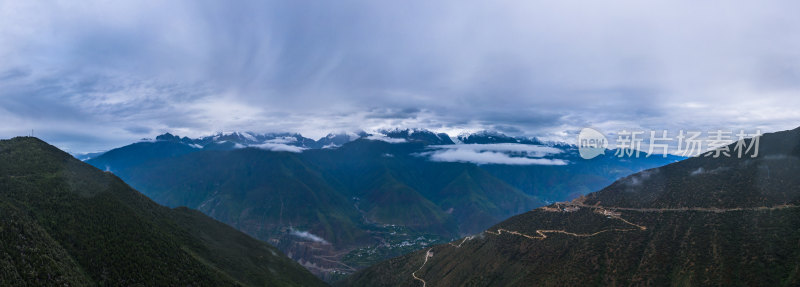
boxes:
[410,203,798,286]
[484,206,648,240]
[565,202,799,213]
[411,208,646,286]
[447,236,474,248]
[412,249,434,287]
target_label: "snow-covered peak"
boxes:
[316,132,363,148]
[152,128,572,153]
[377,128,454,145]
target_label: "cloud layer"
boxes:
[252,143,306,153]
[422,143,568,165]
[1,1,800,152]
[365,134,408,143]
[432,143,563,157]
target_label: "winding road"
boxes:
[411,249,434,287]
[410,202,799,286]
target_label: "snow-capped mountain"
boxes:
[456,130,546,145]
[149,129,583,153]
[315,131,368,148]
[380,128,455,145]
[151,129,459,151]
[155,132,320,150]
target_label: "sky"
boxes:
[1,0,800,153]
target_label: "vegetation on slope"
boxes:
[0,137,325,286]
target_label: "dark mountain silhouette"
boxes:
[0,137,325,286]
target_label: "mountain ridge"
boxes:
[90,128,616,154]
[340,126,800,286]
[0,137,326,286]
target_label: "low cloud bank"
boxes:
[431,143,562,157]
[365,134,407,143]
[252,143,306,153]
[264,136,298,144]
[422,143,567,165]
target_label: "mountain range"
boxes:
[340,127,800,286]
[0,137,325,286]
[85,128,681,280]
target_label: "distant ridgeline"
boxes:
[86,128,681,279]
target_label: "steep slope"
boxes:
[434,166,535,233]
[118,148,366,246]
[87,140,197,173]
[342,127,800,286]
[0,201,93,285]
[358,172,455,234]
[0,137,325,286]
[301,139,537,236]
[581,128,800,209]
[479,147,683,202]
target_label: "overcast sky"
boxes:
[2,0,799,153]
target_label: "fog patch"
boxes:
[252,143,306,153]
[420,143,567,165]
[321,143,340,149]
[689,166,730,176]
[432,143,562,157]
[423,149,568,165]
[624,169,659,186]
[265,136,298,144]
[366,134,407,143]
[289,228,330,245]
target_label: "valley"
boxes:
[85,129,679,279]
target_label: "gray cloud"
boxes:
[124,126,153,135]
[1,0,800,153]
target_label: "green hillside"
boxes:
[0,137,325,286]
